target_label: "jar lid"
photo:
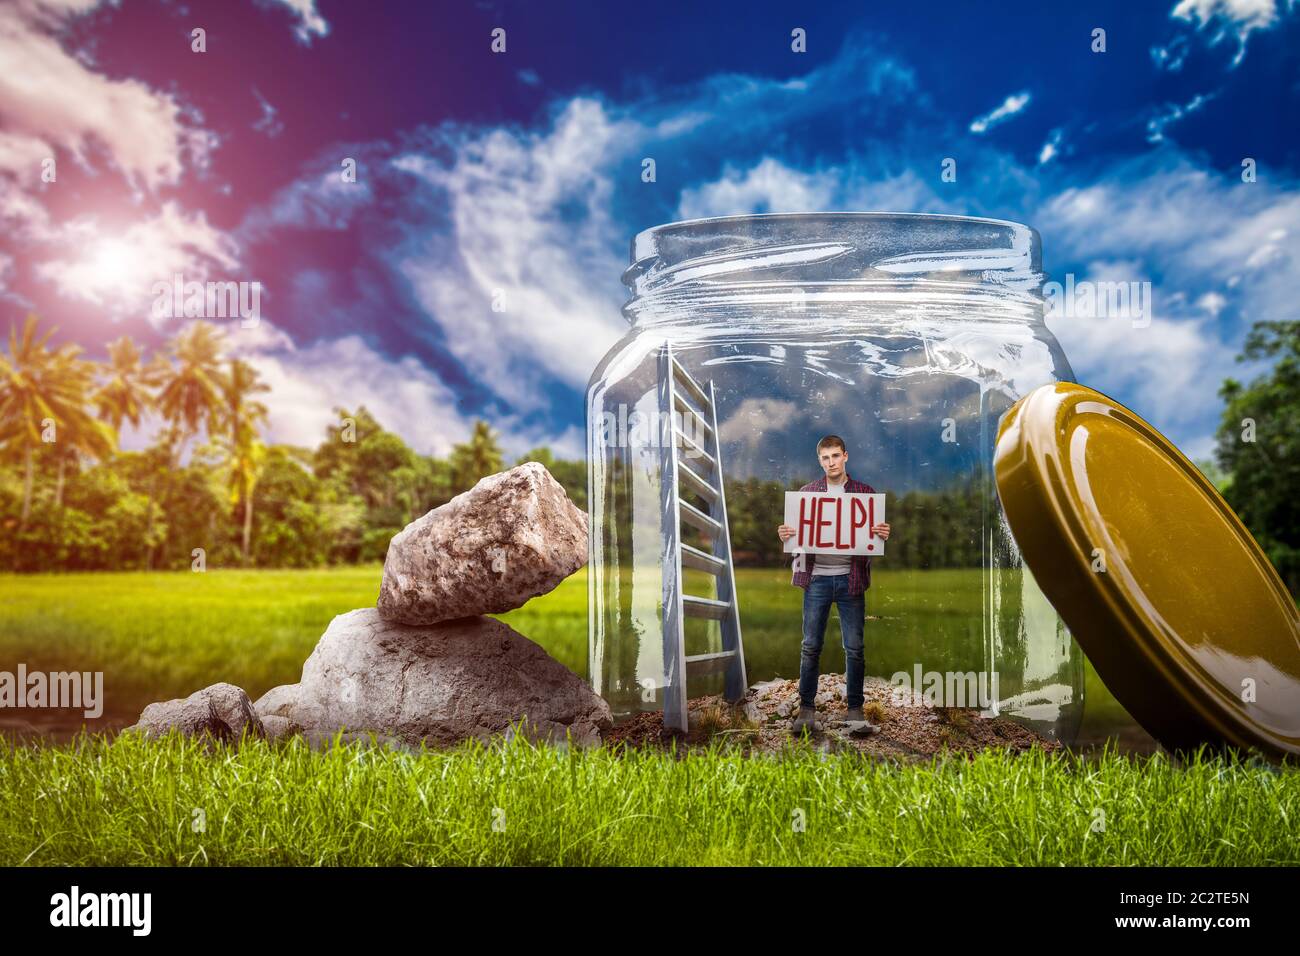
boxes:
[994,381,1300,760]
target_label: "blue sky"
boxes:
[1,0,1298,460]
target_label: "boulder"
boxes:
[253,608,611,748]
[255,683,299,719]
[260,714,302,742]
[376,461,588,625]
[127,682,265,743]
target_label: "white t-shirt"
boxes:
[810,479,852,576]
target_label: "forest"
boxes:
[2,314,1295,595]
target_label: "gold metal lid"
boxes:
[994,382,1300,760]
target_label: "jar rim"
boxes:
[626,211,1040,284]
[624,210,1043,300]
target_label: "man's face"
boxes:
[818,445,846,480]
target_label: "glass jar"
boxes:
[586,212,1086,745]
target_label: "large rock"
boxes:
[259,714,302,742]
[253,608,611,748]
[127,682,265,743]
[377,461,588,625]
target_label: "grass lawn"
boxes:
[0,566,1291,866]
[0,566,392,719]
[1,731,1295,866]
[0,566,1141,745]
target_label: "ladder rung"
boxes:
[683,594,730,620]
[679,500,721,537]
[672,359,712,412]
[685,650,737,677]
[678,464,718,505]
[674,428,715,470]
[680,543,725,575]
[673,393,714,440]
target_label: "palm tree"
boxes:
[48,350,115,507]
[0,316,54,526]
[450,419,504,493]
[148,322,224,566]
[94,336,156,433]
[0,315,111,525]
[218,357,269,564]
[156,322,224,455]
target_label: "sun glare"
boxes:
[88,239,133,286]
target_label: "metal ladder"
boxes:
[657,343,747,733]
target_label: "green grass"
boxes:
[1,730,1295,866]
[0,566,590,717]
[0,566,1142,744]
[0,567,390,714]
[0,567,1287,866]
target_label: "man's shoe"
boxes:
[844,705,864,722]
[790,705,816,735]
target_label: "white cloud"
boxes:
[0,0,252,327]
[1146,92,1214,143]
[677,158,948,219]
[1046,261,1224,430]
[0,178,56,240]
[724,397,800,443]
[240,167,374,236]
[114,318,581,460]
[1168,0,1288,66]
[1037,157,1300,449]
[0,130,55,184]
[1151,35,1192,71]
[1041,159,1300,291]
[677,158,839,219]
[843,170,949,212]
[229,32,1293,472]
[0,0,319,316]
[269,0,330,44]
[1196,290,1228,315]
[230,37,926,452]
[969,91,1031,134]
[1038,129,1063,165]
[1172,0,1281,32]
[0,1,197,191]
[241,333,472,455]
[251,87,284,138]
[234,325,581,459]
[394,97,635,408]
[35,201,241,320]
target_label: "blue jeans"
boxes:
[799,573,865,709]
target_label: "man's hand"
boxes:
[871,522,891,541]
[777,523,796,542]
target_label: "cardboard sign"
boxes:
[783,490,886,556]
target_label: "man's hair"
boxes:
[816,435,847,455]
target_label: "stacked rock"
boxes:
[127,462,611,750]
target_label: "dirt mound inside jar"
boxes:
[602,673,1062,762]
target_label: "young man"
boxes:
[776,435,891,735]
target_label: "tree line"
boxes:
[0,316,583,572]
[3,314,1295,593]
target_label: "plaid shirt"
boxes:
[789,471,877,595]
